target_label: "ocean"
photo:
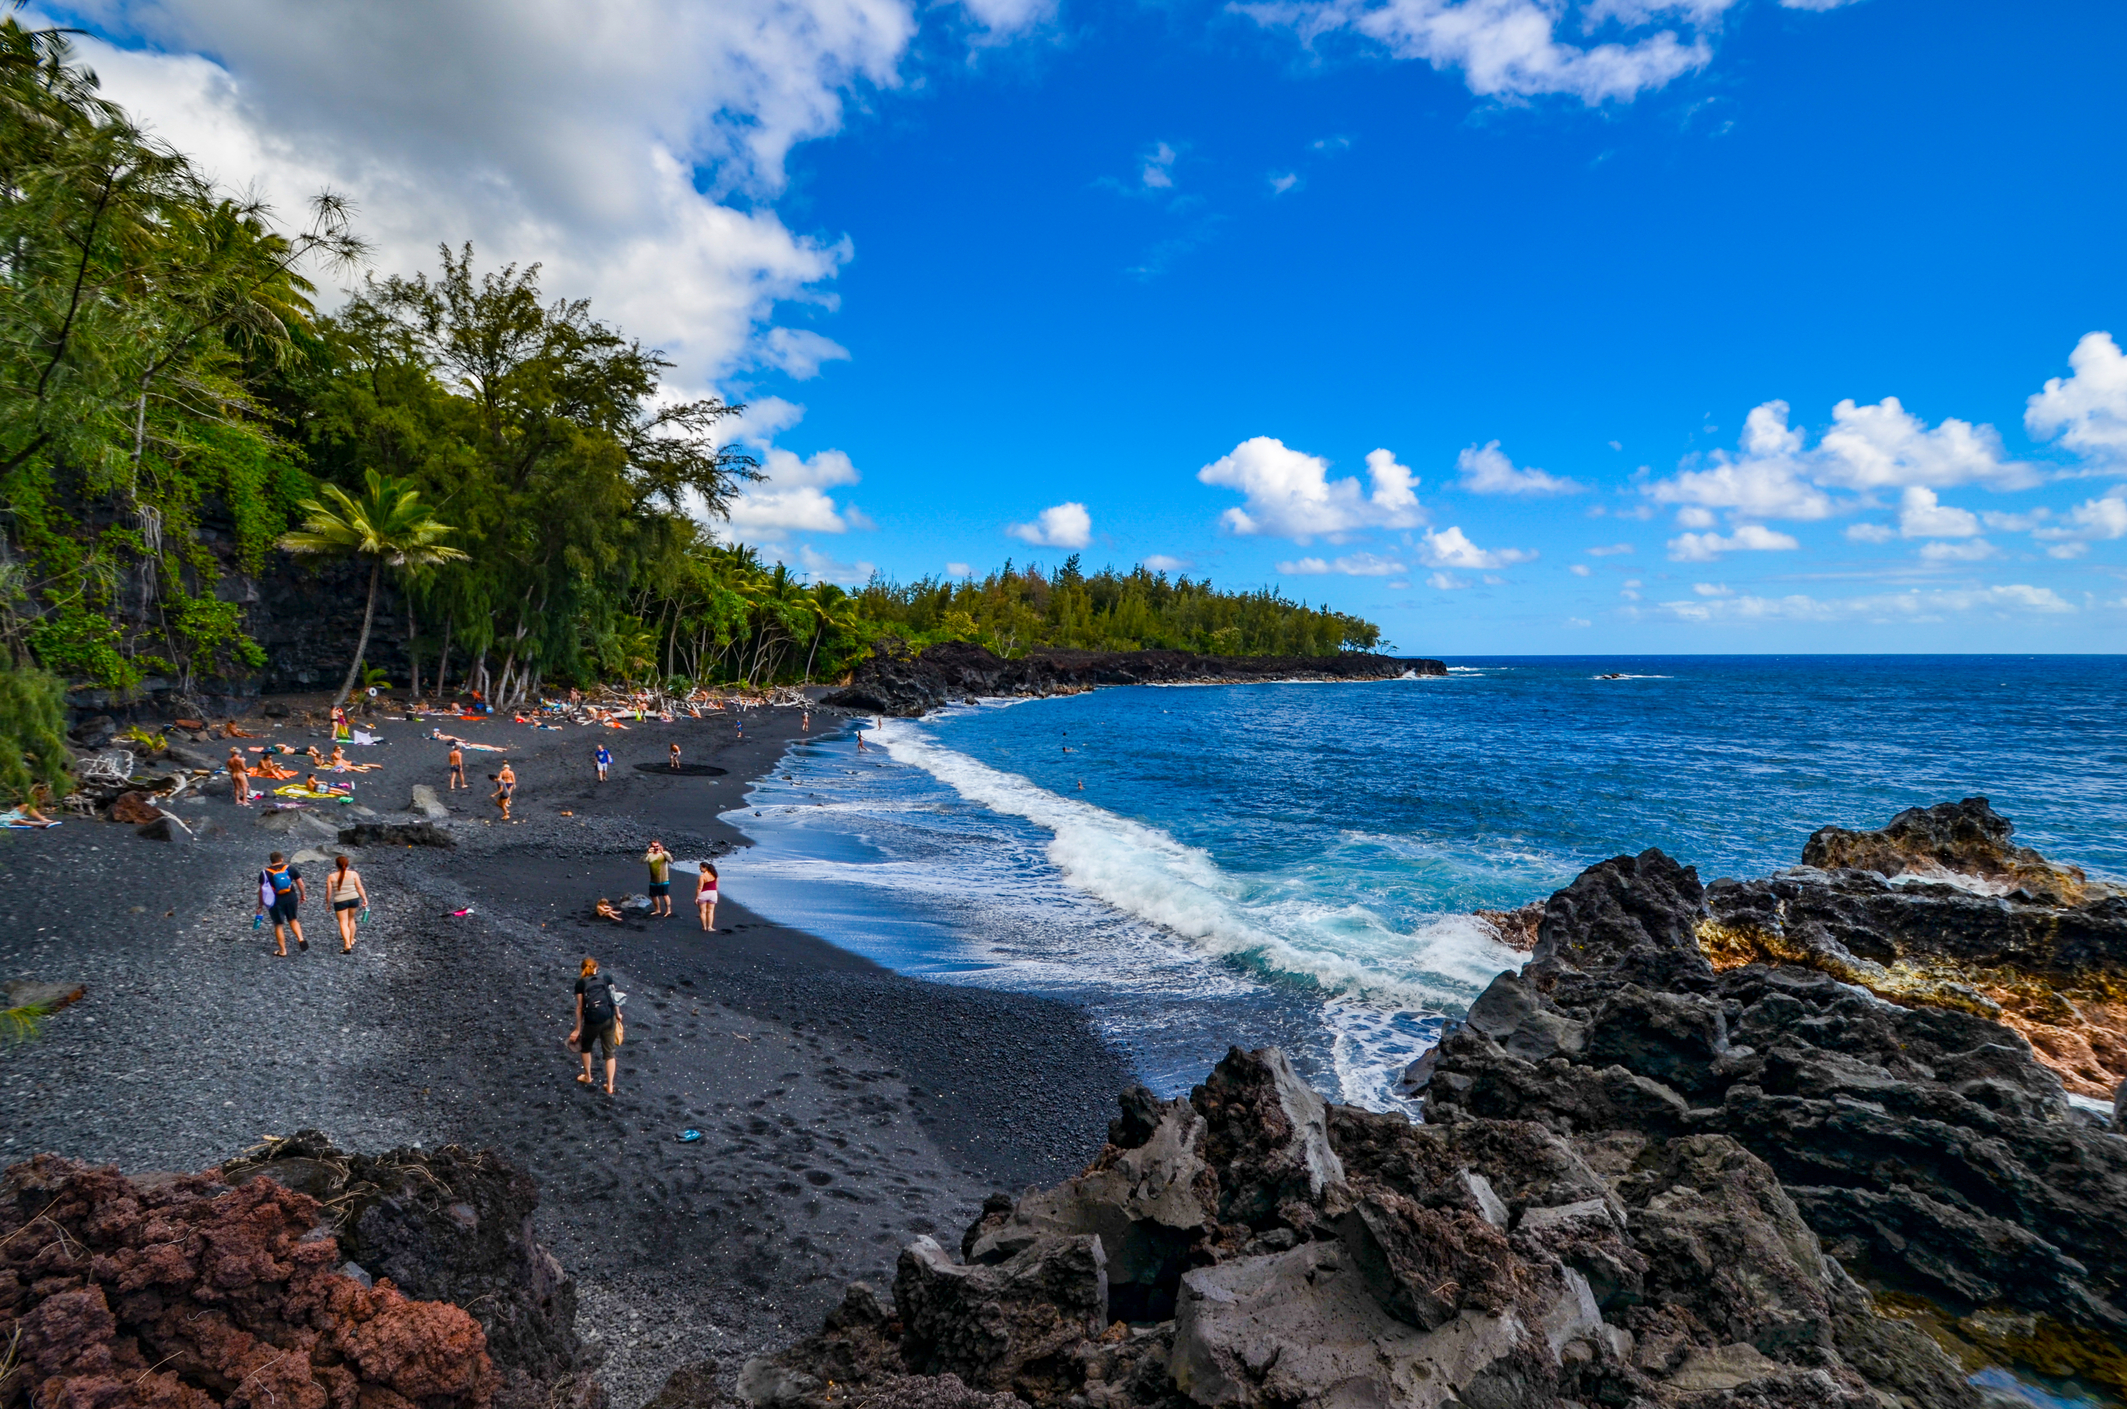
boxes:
[721,655,2127,1111]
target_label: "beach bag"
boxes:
[259,874,275,908]
[582,975,617,1026]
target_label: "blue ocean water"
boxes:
[725,655,2127,1109]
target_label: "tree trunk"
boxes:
[406,593,421,701]
[332,558,381,713]
[436,612,454,698]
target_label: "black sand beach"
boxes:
[0,702,1135,1408]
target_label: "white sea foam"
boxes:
[871,717,1522,1016]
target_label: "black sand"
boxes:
[0,702,1135,1407]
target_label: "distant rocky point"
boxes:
[823,642,1444,718]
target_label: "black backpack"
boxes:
[582,975,617,1026]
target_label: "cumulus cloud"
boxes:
[53,0,935,391]
[958,0,1057,36]
[946,561,973,577]
[793,544,877,585]
[1141,141,1179,189]
[1237,0,1743,105]
[1007,501,1093,549]
[1454,441,1582,495]
[2026,331,2127,461]
[1418,526,1535,570]
[718,447,869,540]
[1586,543,1634,556]
[1268,171,1301,196]
[1569,564,1591,577]
[1666,525,1801,562]
[1692,583,1730,596]
[1197,438,1426,540]
[1278,551,1405,575]
[1845,522,1895,543]
[1917,538,1996,563]
[1658,584,2074,623]
[1141,554,1192,573]
[1648,402,1834,521]
[1896,486,1981,538]
[2033,491,2127,548]
[1427,571,1467,590]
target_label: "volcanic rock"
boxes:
[107,789,164,825]
[339,821,456,848]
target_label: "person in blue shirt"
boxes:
[594,743,612,782]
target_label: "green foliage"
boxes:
[0,664,71,803]
[1,1001,50,1044]
[848,561,1381,659]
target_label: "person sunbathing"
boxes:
[328,744,349,768]
[594,897,625,923]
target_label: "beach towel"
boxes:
[274,784,353,801]
[0,809,59,829]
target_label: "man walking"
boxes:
[643,839,674,918]
[595,742,611,782]
[258,851,307,956]
[448,742,465,790]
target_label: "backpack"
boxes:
[581,975,617,1026]
[263,867,294,900]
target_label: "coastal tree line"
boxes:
[0,16,1380,793]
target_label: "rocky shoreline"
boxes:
[821,643,1443,718]
[8,796,2125,1409]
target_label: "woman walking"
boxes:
[568,957,621,1094]
[696,862,719,931]
[325,854,368,953]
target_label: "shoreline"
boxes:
[0,700,1136,1409]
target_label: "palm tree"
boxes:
[801,583,861,684]
[281,470,468,712]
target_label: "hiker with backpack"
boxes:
[569,956,623,1093]
[258,851,308,956]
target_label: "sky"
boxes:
[36,0,2127,653]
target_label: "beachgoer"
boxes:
[495,761,516,821]
[325,854,368,953]
[801,711,810,733]
[696,862,719,931]
[668,741,682,770]
[595,897,624,923]
[569,956,621,1094]
[643,840,673,917]
[229,749,250,805]
[448,743,466,790]
[855,729,865,752]
[594,743,611,782]
[329,743,348,768]
[258,851,307,955]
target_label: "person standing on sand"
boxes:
[696,862,719,931]
[258,851,307,955]
[448,743,465,790]
[326,854,368,954]
[669,740,682,770]
[494,761,516,820]
[801,711,810,733]
[643,839,674,917]
[229,749,250,806]
[595,742,611,781]
[569,957,621,1094]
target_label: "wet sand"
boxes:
[0,700,1135,1407]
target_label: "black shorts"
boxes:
[333,899,360,912]
[270,895,300,923]
[648,882,670,896]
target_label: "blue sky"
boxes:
[50,0,2127,652]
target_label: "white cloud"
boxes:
[2045,542,2089,561]
[1454,441,1582,495]
[1981,508,2051,532]
[1007,501,1093,549]
[1692,582,1730,596]
[792,544,876,585]
[760,327,853,380]
[2027,331,2127,460]
[58,0,927,393]
[1569,564,1591,577]
[1658,584,2074,623]
[1586,543,1634,556]
[1418,525,1535,570]
[2033,491,2127,546]
[1239,0,1740,106]
[1666,525,1801,562]
[1917,538,1996,562]
[718,447,868,540]
[946,562,973,577]
[1427,571,1467,590]
[1278,552,1405,575]
[1141,141,1179,189]
[1141,554,1192,573]
[958,0,1057,37]
[1845,522,1895,543]
[1896,486,1981,538]
[1647,394,2035,525]
[1778,0,1864,9]
[1268,171,1301,196]
[1198,438,1426,540]
[1564,616,1591,628]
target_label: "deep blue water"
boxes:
[726,656,2127,1108]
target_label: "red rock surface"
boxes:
[0,1155,496,1409]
